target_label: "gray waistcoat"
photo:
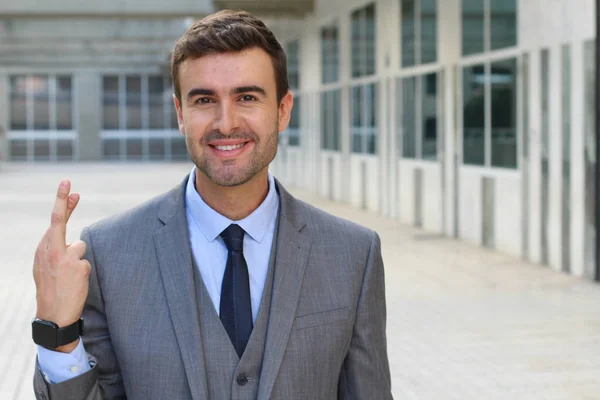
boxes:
[191,232,278,400]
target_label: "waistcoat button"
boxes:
[237,374,248,386]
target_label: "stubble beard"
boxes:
[186,119,280,188]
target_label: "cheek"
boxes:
[183,109,213,132]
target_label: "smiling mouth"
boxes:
[212,143,244,150]
[209,141,253,155]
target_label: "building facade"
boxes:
[0,1,212,162]
[0,0,598,281]
[268,0,597,281]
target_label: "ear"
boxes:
[277,90,294,133]
[173,94,185,135]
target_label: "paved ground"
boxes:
[1,162,599,400]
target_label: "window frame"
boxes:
[458,48,522,170]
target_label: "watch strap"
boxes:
[57,318,84,347]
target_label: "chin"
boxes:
[205,170,257,188]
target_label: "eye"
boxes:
[240,94,256,102]
[196,97,213,104]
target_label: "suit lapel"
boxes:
[154,176,209,400]
[257,181,312,399]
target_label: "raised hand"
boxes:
[33,180,90,353]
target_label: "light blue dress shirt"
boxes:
[37,167,280,384]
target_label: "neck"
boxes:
[194,168,270,221]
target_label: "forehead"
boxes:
[178,47,276,92]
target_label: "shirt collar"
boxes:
[185,166,279,243]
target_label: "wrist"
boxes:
[32,318,84,351]
[54,338,80,354]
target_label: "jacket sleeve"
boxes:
[338,231,393,400]
[33,226,126,400]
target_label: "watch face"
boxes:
[32,320,58,349]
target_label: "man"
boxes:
[32,9,392,400]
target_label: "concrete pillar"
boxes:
[338,4,351,204]
[438,0,461,237]
[75,70,102,161]
[0,73,9,163]
[378,0,400,219]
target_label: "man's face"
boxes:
[174,47,293,187]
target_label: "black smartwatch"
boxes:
[32,318,84,350]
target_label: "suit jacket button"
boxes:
[237,374,248,386]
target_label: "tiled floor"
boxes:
[1,162,599,399]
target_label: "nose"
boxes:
[212,101,240,135]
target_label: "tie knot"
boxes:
[220,224,245,252]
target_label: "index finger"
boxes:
[48,180,71,246]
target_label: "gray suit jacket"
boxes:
[33,175,392,400]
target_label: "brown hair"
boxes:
[171,9,289,103]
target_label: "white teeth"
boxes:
[215,143,245,151]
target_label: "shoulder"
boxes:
[291,196,378,250]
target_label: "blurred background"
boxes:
[0,0,597,279]
[2,1,600,399]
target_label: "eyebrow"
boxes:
[186,85,267,101]
[233,86,267,96]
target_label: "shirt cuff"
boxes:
[37,338,91,384]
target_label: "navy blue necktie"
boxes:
[220,224,253,357]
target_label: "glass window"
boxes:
[287,41,300,89]
[149,138,166,160]
[102,74,179,160]
[352,86,363,152]
[10,76,27,130]
[490,58,517,168]
[351,11,363,78]
[171,136,189,161]
[127,138,143,159]
[321,90,341,151]
[321,25,339,84]
[421,0,437,64]
[333,89,341,151]
[402,0,437,67]
[401,0,416,68]
[103,76,119,130]
[166,77,179,130]
[321,93,328,149]
[321,89,341,151]
[103,139,120,159]
[148,76,165,129]
[462,0,484,56]
[56,76,73,130]
[463,0,517,55]
[56,140,73,160]
[490,0,517,51]
[366,83,377,153]
[399,73,438,160]
[422,72,437,160]
[126,76,142,130]
[402,76,417,158]
[463,64,485,165]
[9,75,73,131]
[171,106,179,130]
[288,96,301,146]
[11,140,27,159]
[7,74,76,161]
[365,5,377,76]
[33,75,50,130]
[34,139,51,161]
[352,4,377,78]
[351,83,378,154]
